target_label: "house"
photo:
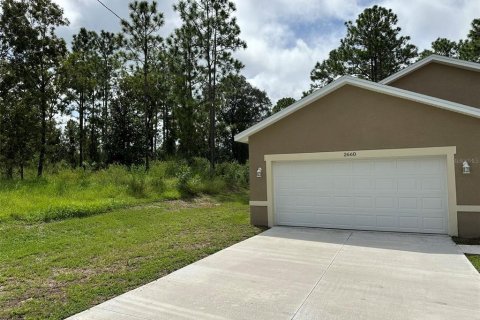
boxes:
[235,55,480,238]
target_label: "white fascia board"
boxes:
[380,55,480,84]
[234,75,480,144]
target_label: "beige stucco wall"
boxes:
[458,212,480,238]
[248,84,480,236]
[388,62,480,108]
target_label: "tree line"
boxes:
[0,0,271,178]
[0,2,478,179]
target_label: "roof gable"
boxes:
[234,75,480,143]
[380,55,480,85]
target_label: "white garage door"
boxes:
[273,157,449,234]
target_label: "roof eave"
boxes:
[234,75,480,144]
[380,54,480,84]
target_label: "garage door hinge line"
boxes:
[290,231,353,320]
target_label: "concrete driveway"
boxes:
[69,227,480,320]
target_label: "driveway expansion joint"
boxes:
[290,231,353,320]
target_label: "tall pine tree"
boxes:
[310,6,417,90]
[175,0,246,169]
[121,1,164,170]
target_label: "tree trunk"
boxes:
[91,93,96,164]
[37,85,47,177]
[143,38,150,171]
[6,165,13,180]
[79,91,84,169]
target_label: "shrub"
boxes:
[190,157,211,178]
[164,159,187,178]
[100,164,130,186]
[148,161,167,194]
[127,166,147,198]
[176,164,201,197]
[215,162,248,189]
[200,177,227,195]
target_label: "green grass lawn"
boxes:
[466,255,480,272]
[0,194,264,319]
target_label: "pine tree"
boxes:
[97,31,123,162]
[166,24,205,158]
[121,1,165,170]
[272,97,296,114]
[310,6,417,90]
[218,74,270,162]
[62,28,99,168]
[175,0,247,169]
[0,0,68,177]
[460,19,480,62]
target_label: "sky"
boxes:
[53,0,480,104]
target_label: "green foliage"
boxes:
[174,0,247,167]
[0,160,248,221]
[175,163,201,197]
[309,5,418,90]
[460,18,480,62]
[127,165,148,197]
[215,162,249,189]
[420,19,480,63]
[272,97,296,114]
[218,74,271,163]
[121,0,165,170]
[0,0,68,177]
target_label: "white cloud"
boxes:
[52,0,479,104]
[378,0,480,49]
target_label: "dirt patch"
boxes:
[137,196,219,211]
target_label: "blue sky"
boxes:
[53,0,480,103]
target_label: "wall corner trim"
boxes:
[457,205,480,212]
[249,201,269,207]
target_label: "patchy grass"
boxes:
[466,255,480,272]
[0,160,248,222]
[0,194,264,319]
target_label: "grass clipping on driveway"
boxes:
[0,195,264,320]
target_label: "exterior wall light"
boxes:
[256,167,262,178]
[463,161,471,174]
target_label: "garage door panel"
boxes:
[398,178,419,191]
[353,215,377,228]
[273,156,448,234]
[315,213,353,228]
[398,197,418,209]
[374,159,396,174]
[313,196,332,207]
[334,177,351,190]
[375,197,396,209]
[354,197,374,208]
[375,178,397,191]
[352,160,374,173]
[333,161,352,174]
[333,196,354,208]
[423,217,445,231]
[396,159,418,173]
[277,213,314,225]
[421,178,445,191]
[376,215,398,228]
[421,197,444,210]
[398,216,419,229]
